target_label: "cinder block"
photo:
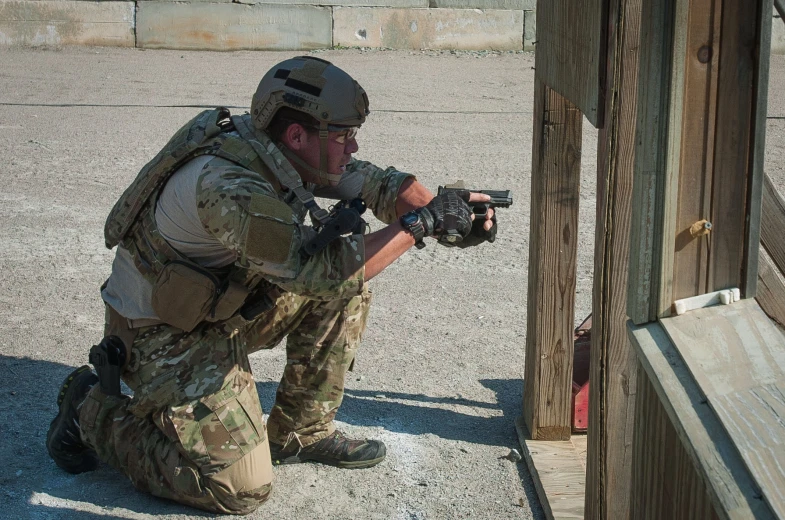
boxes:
[773,10,784,55]
[333,7,523,51]
[523,9,534,50]
[137,2,332,51]
[137,0,232,3]
[0,1,134,47]
[236,0,427,7]
[430,0,534,9]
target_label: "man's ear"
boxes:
[282,123,308,151]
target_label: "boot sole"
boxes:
[46,366,99,474]
[272,453,386,469]
[271,440,386,469]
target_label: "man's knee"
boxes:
[208,481,272,515]
[206,441,274,515]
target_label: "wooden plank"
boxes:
[743,0,773,297]
[761,173,785,274]
[523,77,582,441]
[628,320,776,519]
[671,0,722,301]
[631,364,721,520]
[655,0,689,318]
[627,0,675,324]
[515,417,586,520]
[756,249,785,329]
[659,300,785,394]
[534,0,607,127]
[708,0,759,295]
[660,299,785,518]
[585,0,641,516]
[713,383,785,513]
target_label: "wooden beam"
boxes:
[626,0,679,324]
[585,0,641,516]
[671,0,722,301]
[757,174,785,327]
[654,0,689,318]
[756,249,785,329]
[523,76,582,441]
[742,0,773,297]
[761,174,785,274]
[534,0,608,127]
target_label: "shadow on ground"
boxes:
[258,378,524,449]
[1,355,541,518]
[0,355,213,518]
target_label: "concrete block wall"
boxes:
[0,1,134,46]
[0,0,781,53]
[0,0,536,50]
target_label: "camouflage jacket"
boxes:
[101,109,414,322]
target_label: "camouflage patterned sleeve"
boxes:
[195,164,365,301]
[344,159,416,224]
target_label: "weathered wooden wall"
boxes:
[627,0,773,323]
[631,368,720,520]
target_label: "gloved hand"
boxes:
[453,212,497,248]
[416,190,473,245]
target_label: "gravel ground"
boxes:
[0,46,782,520]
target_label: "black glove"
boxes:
[417,190,473,245]
[453,212,497,248]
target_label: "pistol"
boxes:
[437,183,513,219]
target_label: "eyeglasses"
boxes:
[296,122,360,145]
[329,126,359,145]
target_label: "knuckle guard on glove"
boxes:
[421,191,473,244]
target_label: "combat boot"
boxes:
[269,430,386,469]
[46,365,100,474]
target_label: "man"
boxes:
[46,56,497,514]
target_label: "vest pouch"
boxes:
[209,280,251,322]
[151,261,221,332]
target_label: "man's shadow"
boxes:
[0,355,212,518]
[257,378,523,448]
[1,355,539,518]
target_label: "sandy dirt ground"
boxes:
[0,46,783,520]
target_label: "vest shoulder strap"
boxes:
[104,107,230,249]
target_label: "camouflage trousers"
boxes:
[78,287,372,515]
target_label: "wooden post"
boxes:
[627,0,677,324]
[585,0,642,516]
[522,77,582,441]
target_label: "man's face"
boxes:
[290,125,360,185]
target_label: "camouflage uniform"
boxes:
[79,112,412,514]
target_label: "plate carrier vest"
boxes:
[103,107,330,331]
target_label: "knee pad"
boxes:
[207,441,274,515]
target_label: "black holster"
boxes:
[88,336,127,397]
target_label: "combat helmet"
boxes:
[251,56,370,185]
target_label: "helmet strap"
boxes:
[279,145,343,186]
[319,121,330,184]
